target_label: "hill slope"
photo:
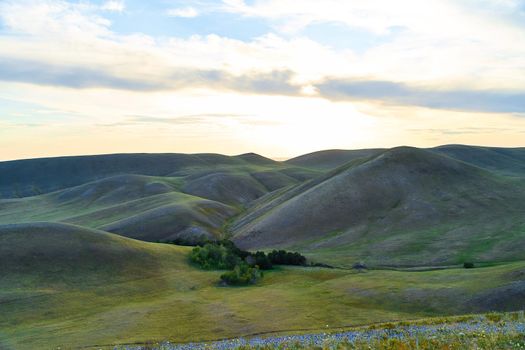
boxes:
[233,147,525,266]
[0,222,173,287]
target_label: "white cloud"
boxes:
[167,7,199,18]
[0,0,112,38]
[101,0,125,13]
[2,0,525,92]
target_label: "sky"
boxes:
[1,0,525,161]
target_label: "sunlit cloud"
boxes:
[0,0,524,160]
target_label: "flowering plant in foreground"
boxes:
[117,312,525,350]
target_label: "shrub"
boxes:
[190,241,310,286]
[189,243,240,270]
[352,262,367,270]
[268,250,307,266]
[220,263,263,286]
[463,262,475,269]
[161,235,209,246]
[251,251,273,270]
[309,262,334,268]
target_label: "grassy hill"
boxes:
[0,176,237,242]
[0,156,318,241]
[431,144,525,177]
[233,147,525,266]
[286,145,525,177]
[0,222,168,287]
[2,145,525,258]
[0,152,315,199]
[1,222,525,349]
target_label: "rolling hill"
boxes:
[0,155,318,242]
[286,145,525,176]
[2,145,525,260]
[232,147,525,266]
[0,152,315,199]
[2,146,525,348]
[0,175,237,242]
[0,222,168,287]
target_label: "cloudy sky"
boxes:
[1,0,525,160]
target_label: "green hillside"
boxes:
[0,161,317,242]
[1,222,524,349]
[2,146,525,259]
[233,147,525,266]
[0,222,167,286]
[0,152,316,199]
[0,176,237,242]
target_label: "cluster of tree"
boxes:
[220,263,263,286]
[267,250,307,266]
[248,251,273,270]
[352,262,367,271]
[189,242,241,270]
[158,235,209,247]
[188,240,308,286]
[463,262,475,269]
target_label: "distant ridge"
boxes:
[286,148,385,170]
[286,145,525,176]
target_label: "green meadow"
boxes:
[1,223,524,349]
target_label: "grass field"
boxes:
[1,223,524,349]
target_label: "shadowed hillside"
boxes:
[233,147,525,266]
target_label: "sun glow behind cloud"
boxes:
[0,0,524,160]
